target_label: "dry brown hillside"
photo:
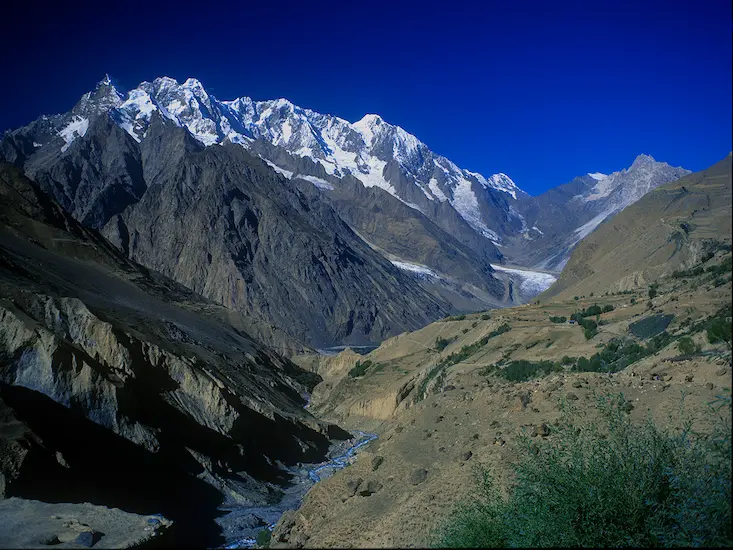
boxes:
[278,250,732,547]
[540,154,732,301]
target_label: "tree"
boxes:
[677,336,696,355]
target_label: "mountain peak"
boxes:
[486,173,522,199]
[72,75,123,117]
[155,76,180,86]
[631,153,656,168]
[183,77,204,90]
[357,114,383,125]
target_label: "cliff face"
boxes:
[0,164,347,546]
[4,110,455,348]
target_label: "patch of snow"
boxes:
[585,175,618,201]
[473,172,519,199]
[280,120,292,144]
[296,174,334,190]
[572,208,615,242]
[433,158,450,175]
[450,176,502,244]
[490,264,557,297]
[532,226,544,235]
[588,172,607,181]
[262,159,293,179]
[395,197,425,214]
[352,114,381,145]
[428,178,447,202]
[58,116,89,152]
[390,260,439,279]
[33,142,42,148]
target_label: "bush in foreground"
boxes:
[435,393,731,548]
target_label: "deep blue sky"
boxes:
[3,0,730,195]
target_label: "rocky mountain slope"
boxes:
[541,153,731,300]
[3,99,467,347]
[0,164,350,546]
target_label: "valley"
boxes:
[281,248,731,547]
[0,20,729,546]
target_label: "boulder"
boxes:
[409,468,428,485]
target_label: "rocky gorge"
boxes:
[0,164,362,547]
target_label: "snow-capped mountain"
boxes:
[507,154,691,270]
[568,154,691,246]
[17,75,524,248]
[1,74,690,302]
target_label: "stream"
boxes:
[216,430,378,549]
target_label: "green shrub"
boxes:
[630,298,636,305]
[628,313,675,339]
[573,332,674,373]
[255,528,271,548]
[583,327,597,340]
[489,359,562,382]
[549,316,567,323]
[455,314,466,321]
[419,326,511,401]
[348,359,372,378]
[677,336,696,355]
[435,394,732,548]
[707,316,732,345]
[481,314,491,320]
[485,323,512,341]
[706,256,733,277]
[435,336,456,352]
[602,304,614,313]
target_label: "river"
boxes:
[216,430,378,549]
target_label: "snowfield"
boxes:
[490,264,557,297]
[390,260,439,280]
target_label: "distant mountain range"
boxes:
[0,75,691,346]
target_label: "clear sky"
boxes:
[2,0,730,195]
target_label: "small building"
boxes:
[568,319,576,325]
